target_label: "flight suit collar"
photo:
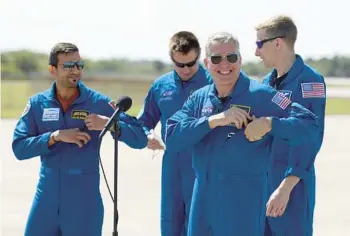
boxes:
[208,71,250,107]
[44,80,89,105]
[266,54,305,86]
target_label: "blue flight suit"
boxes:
[12,81,147,236]
[165,72,320,236]
[262,55,326,236]
[137,65,212,236]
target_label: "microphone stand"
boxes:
[98,113,120,236]
[112,120,119,236]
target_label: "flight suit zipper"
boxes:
[51,99,68,216]
[205,100,227,181]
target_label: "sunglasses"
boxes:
[60,60,84,70]
[171,54,199,68]
[210,53,239,64]
[256,36,286,49]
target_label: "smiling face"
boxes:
[204,41,241,87]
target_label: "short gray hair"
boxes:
[205,32,240,57]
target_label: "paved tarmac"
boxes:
[326,87,350,98]
[1,116,350,235]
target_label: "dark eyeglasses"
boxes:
[256,36,286,49]
[210,53,239,64]
[171,54,199,68]
[60,60,84,70]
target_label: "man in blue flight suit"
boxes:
[12,42,147,236]
[136,31,212,236]
[254,15,326,236]
[165,32,320,236]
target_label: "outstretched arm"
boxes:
[136,82,161,136]
[136,83,165,150]
[95,98,148,149]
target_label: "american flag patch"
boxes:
[271,92,291,110]
[301,82,325,98]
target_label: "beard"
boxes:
[56,76,80,89]
[67,77,79,87]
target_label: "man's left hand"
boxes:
[266,187,291,217]
[244,116,272,141]
[85,114,109,131]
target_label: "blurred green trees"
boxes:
[2,50,350,79]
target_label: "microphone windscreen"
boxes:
[116,96,132,112]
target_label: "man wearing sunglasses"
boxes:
[255,15,326,236]
[136,31,212,236]
[12,42,147,236]
[165,32,320,236]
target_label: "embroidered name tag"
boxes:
[230,104,251,114]
[42,108,60,121]
[71,110,90,119]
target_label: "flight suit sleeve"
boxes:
[102,98,148,149]
[12,99,60,160]
[284,81,326,179]
[165,94,212,153]
[136,83,161,136]
[265,90,320,146]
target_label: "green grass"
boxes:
[1,80,150,119]
[1,81,35,119]
[326,84,350,88]
[1,80,350,119]
[325,97,350,115]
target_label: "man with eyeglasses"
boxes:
[165,32,320,236]
[136,31,212,236]
[254,15,326,236]
[12,42,147,236]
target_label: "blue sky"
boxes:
[1,0,348,63]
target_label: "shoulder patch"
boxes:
[301,82,325,98]
[271,92,291,110]
[21,101,31,117]
[162,90,174,97]
[201,105,214,117]
[109,100,117,110]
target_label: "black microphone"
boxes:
[98,96,132,140]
